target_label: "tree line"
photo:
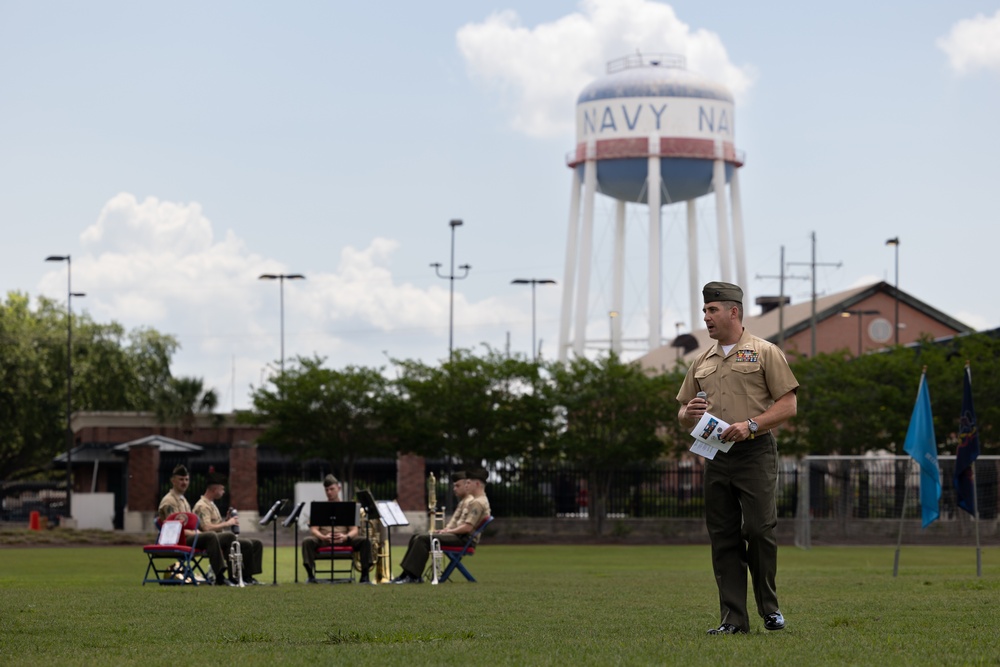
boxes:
[4,291,998,496]
[0,293,217,480]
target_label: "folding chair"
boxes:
[438,515,494,583]
[141,512,208,585]
[314,545,355,583]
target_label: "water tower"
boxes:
[557,53,747,361]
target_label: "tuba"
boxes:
[358,506,392,584]
[227,507,245,588]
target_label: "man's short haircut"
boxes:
[721,300,744,321]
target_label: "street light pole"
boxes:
[45,255,85,520]
[431,219,471,361]
[885,237,900,345]
[258,273,305,377]
[511,279,556,361]
[841,308,880,357]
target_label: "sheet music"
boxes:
[158,521,182,545]
[376,500,409,526]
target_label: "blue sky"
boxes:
[2,1,999,410]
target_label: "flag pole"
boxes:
[973,459,981,577]
[968,362,982,577]
[894,365,929,578]
[893,457,912,578]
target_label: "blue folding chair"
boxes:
[439,515,494,583]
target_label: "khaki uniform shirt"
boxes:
[192,497,225,533]
[157,490,191,524]
[446,494,491,545]
[677,328,799,426]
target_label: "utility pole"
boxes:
[787,232,842,357]
[755,245,808,350]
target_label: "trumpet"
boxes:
[228,507,245,588]
[430,536,443,585]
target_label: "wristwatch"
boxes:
[747,418,759,439]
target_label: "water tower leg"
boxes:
[687,199,700,334]
[573,155,598,356]
[611,200,625,354]
[712,158,733,283]
[558,168,583,362]
[647,148,662,351]
[730,168,748,293]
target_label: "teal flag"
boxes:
[903,373,940,528]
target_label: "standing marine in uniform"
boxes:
[677,282,799,635]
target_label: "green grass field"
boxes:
[1,542,998,666]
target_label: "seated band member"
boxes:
[391,468,491,584]
[157,464,234,586]
[192,472,265,585]
[301,474,373,584]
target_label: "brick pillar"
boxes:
[396,453,426,512]
[229,440,258,514]
[127,444,160,512]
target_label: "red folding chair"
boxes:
[314,545,355,583]
[141,512,208,585]
[438,515,494,583]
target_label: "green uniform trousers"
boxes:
[704,432,780,632]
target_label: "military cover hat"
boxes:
[206,471,227,487]
[702,281,743,304]
[466,468,488,483]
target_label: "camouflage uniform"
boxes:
[301,522,373,578]
[193,496,264,581]
[157,490,228,582]
[399,494,491,577]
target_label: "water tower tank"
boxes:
[568,54,741,204]
[558,54,748,361]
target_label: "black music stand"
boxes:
[309,502,359,584]
[283,501,306,583]
[259,499,286,586]
[309,501,358,529]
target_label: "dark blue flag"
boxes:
[903,372,940,528]
[955,365,980,516]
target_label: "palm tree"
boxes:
[154,376,219,435]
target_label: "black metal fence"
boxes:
[4,456,997,526]
[802,455,998,521]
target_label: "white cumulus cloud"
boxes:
[40,193,524,409]
[457,0,755,138]
[938,10,1000,74]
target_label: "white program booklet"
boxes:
[688,412,734,459]
[690,440,720,460]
